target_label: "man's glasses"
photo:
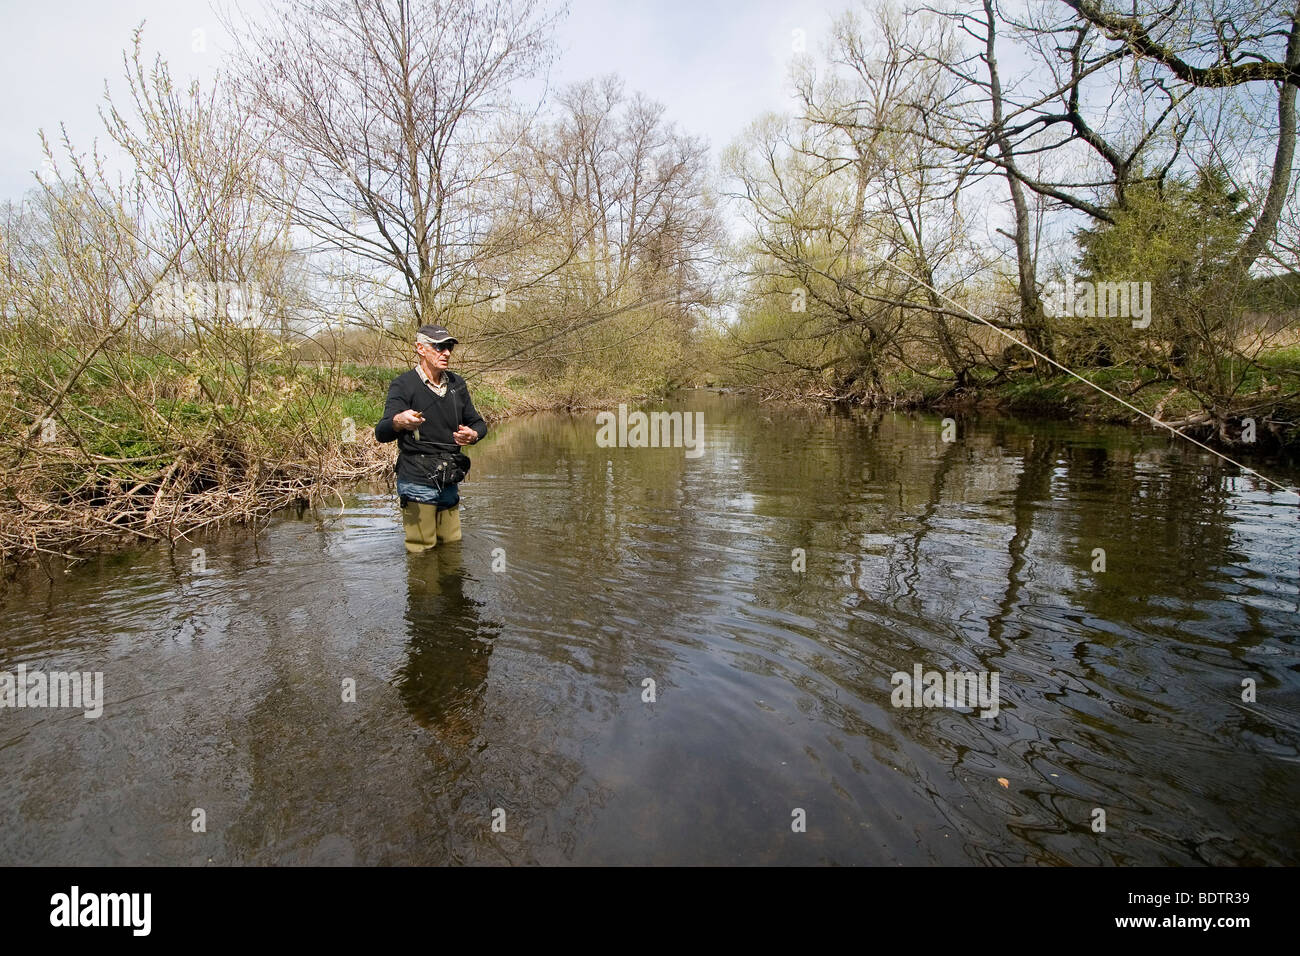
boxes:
[424,342,455,353]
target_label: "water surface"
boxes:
[2,391,1298,864]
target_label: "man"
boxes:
[374,324,488,552]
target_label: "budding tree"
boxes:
[225,0,565,343]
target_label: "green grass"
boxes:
[467,380,508,416]
[1257,345,1300,370]
[339,392,385,424]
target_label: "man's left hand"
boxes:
[453,425,478,445]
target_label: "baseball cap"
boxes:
[416,324,458,346]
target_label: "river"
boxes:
[2,391,1297,864]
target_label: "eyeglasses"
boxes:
[422,341,455,353]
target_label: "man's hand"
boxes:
[393,409,425,432]
[453,425,478,445]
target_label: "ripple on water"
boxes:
[1,398,1298,864]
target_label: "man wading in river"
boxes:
[375,325,488,552]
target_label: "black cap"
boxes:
[416,324,458,346]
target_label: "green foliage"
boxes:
[1078,166,1250,288]
[1066,166,1254,392]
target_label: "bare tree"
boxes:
[413,72,723,399]
[225,0,566,339]
[804,5,1002,386]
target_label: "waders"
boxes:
[401,499,462,552]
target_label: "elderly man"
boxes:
[374,324,488,552]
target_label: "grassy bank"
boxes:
[16,343,1292,569]
[823,348,1300,453]
[0,350,668,567]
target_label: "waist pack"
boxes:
[404,449,472,488]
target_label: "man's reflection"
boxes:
[397,545,495,749]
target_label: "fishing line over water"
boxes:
[793,246,1300,502]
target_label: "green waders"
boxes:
[402,500,462,553]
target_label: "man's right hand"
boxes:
[393,409,426,432]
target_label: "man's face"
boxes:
[417,341,452,373]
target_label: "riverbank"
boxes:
[9,351,1296,568]
[4,360,395,567]
[1,357,673,568]
[742,355,1300,456]
[948,367,1300,454]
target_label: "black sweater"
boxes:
[374,368,488,485]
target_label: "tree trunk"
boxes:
[984,0,1056,374]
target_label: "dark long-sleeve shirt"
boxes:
[374,368,488,485]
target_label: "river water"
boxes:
[2,391,1298,865]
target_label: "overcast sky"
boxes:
[0,0,852,204]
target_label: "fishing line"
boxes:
[796,248,1300,502]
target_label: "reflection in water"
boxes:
[0,392,1297,864]
[396,546,494,750]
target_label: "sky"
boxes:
[0,0,852,204]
